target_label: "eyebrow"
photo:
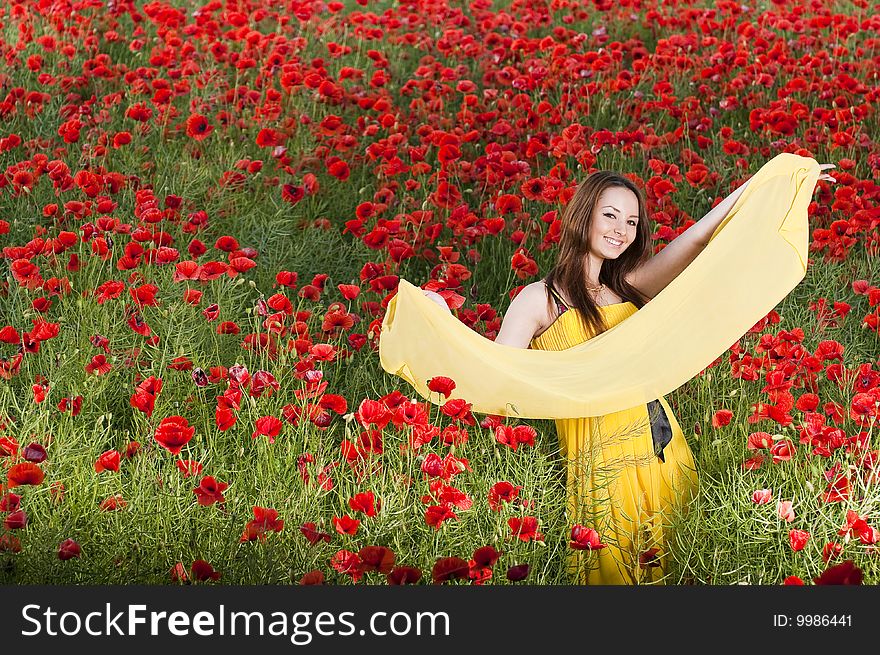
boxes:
[603,205,639,219]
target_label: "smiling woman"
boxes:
[381,153,830,585]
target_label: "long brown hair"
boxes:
[544,171,653,337]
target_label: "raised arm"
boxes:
[625,182,747,299]
[627,163,836,300]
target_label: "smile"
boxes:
[604,237,624,247]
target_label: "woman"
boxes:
[423,164,836,584]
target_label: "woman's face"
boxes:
[588,186,640,259]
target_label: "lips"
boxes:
[604,236,624,247]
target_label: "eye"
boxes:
[628,220,637,226]
[604,213,616,219]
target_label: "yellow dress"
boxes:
[530,301,699,584]
[378,153,819,583]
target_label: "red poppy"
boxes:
[182,288,202,305]
[508,516,544,542]
[274,271,298,289]
[57,395,83,416]
[783,576,804,585]
[94,449,121,473]
[185,114,213,141]
[408,424,440,451]
[777,500,795,522]
[112,131,132,148]
[742,453,765,471]
[823,473,850,503]
[282,184,305,204]
[348,491,377,517]
[250,371,280,398]
[506,564,530,582]
[0,533,22,553]
[472,545,501,568]
[813,560,863,585]
[240,506,284,542]
[99,495,127,511]
[639,548,662,568]
[796,393,820,412]
[129,284,160,308]
[22,442,47,463]
[789,529,810,551]
[4,509,27,530]
[494,193,522,215]
[857,524,880,545]
[85,354,112,375]
[356,398,393,429]
[511,248,538,279]
[215,235,239,252]
[193,476,228,506]
[255,128,284,147]
[711,409,733,428]
[299,570,325,585]
[127,313,152,337]
[58,538,81,561]
[167,356,193,371]
[439,425,469,447]
[0,493,21,512]
[338,284,360,300]
[191,560,221,582]
[495,424,536,451]
[424,504,458,530]
[0,436,20,458]
[327,159,350,181]
[252,415,283,444]
[570,525,607,550]
[216,406,236,431]
[7,462,45,487]
[153,416,195,455]
[822,542,843,563]
[488,481,522,511]
[387,566,422,585]
[431,557,469,584]
[746,432,774,450]
[0,326,19,343]
[170,562,188,583]
[838,509,868,538]
[176,459,203,477]
[815,340,844,361]
[300,522,332,545]
[319,394,347,415]
[32,381,49,402]
[359,546,395,574]
[330,550,363,582]
[427,376,456,399]
[770,439,795,463]
[332,515,360,536]
[751,489,772,504]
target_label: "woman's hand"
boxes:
[818,163,836,183]
[422,289,452,313]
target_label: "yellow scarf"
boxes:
[379,153,820,418]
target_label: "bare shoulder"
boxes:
[513,281,555,324]
[515,281,552,305]
[495,281,553,349]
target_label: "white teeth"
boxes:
[604,237,623,246]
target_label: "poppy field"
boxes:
[1,0,878,586]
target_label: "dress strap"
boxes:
[546,284,569,312]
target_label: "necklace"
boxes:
[586,282,605,293]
